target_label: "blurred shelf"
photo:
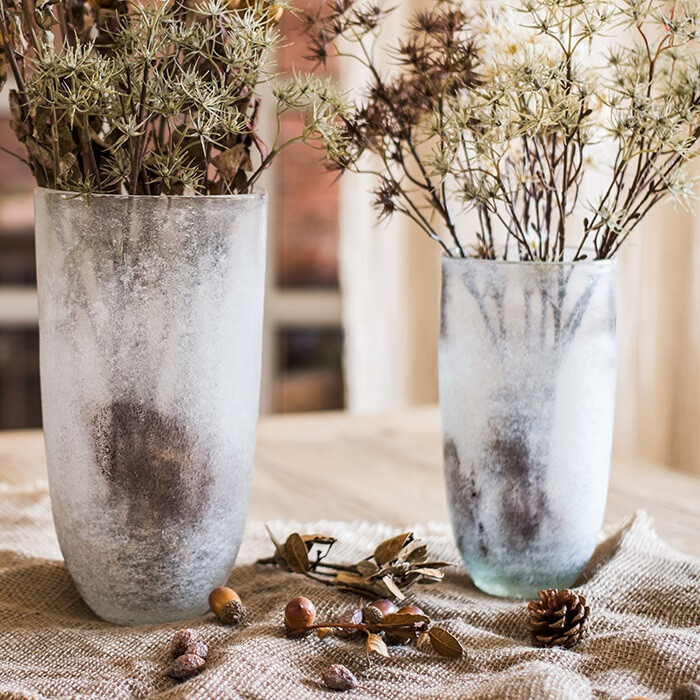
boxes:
[0,287,38,328]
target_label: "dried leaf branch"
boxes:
[259,529,453,599]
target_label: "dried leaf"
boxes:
[380,575,406,601]
[428,627,463,658]
[374,533,413,566]
[355,559,379,577]
[301,534,336,547]
[284,532,310,574]
[405,543,428,563]
[212,143,253,181]
[317,627,331,640]
[265,525,289,569]
[382,612,430,627]
[365,632,389,663]
[409,568,445,580]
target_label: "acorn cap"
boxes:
[218,599,246,626]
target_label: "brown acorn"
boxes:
[209,586,246,626]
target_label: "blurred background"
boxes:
[0,0,698,476]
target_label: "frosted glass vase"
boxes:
[439,258,617,599]
[35,189,267,625]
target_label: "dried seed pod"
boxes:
[169,629,198,658]
[321,664,358,692]
[185,641,208,660]
[168,653,206,680]
[334,607,363,638]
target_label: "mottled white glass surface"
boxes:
[35,189,267,624]
[439,258,617,598]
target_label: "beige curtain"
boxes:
[340,3,700,475]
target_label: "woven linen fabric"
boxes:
[0,483,699,700]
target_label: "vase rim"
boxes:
[34,186,267,201]
[442,254,616,268]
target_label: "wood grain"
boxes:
[1,406,698,554]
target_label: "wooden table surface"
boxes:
[1,405,699,556]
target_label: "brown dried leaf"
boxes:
[366,632,389,663]
[212,143,253,181]
[405,543,428,563]
[409,568,445,580]
[382,612,430,627]
[300,534,336,547]
[380,575,406,601]
[355,559,379,577]
[374,533,413,566]
[284,532,310,574]
[428,627,463,658]
[265,525,288,569]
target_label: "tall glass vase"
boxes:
[439,258,617,598]
[35,188,267,625]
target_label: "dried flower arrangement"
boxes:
[0,0,347,195]
[305,0,700,261]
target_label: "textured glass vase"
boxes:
[35,188,267,625]
[439,258,617,599]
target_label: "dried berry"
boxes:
[334,607,363,638]
[168,653,206,680]
[363,599,397,624]
[170,629,198,658]
[671,684,700,700]
[284,596,316,632]
[321,664,358,692]
[185,641,208,660]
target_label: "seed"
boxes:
[321,664,358,691]
[168,653,206,680]
[334,607,363,638]
[169,629,198,658]
[185,641,208,660]
[209,586,241,617]
[284,596,316,631]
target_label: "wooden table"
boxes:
[1,406,699,555]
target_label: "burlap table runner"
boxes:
[0,483,699,700]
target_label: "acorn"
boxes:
[284,596,316,633]
[209,586,246,626]
[363,599,397,625]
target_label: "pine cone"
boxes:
[527,588,589,648]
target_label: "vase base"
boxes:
[470,569,581,599]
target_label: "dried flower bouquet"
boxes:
[0,0,348,195]
[306,0,700,261]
